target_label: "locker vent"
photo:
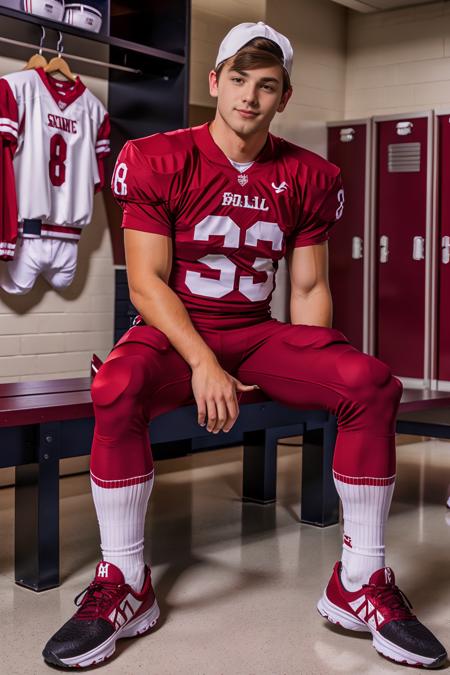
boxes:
[388,143,421,173]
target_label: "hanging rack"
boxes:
[0,33,142,75]
[38,25,46,55]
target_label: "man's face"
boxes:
[209,61,292,137]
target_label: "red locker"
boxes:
[374,114,431,381]
[436,113,450,383]
[327,122,370,352]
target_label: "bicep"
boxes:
[124,229,173,293]
[288,242,329,296]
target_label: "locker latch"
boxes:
[352,236,363,259]
[396,121,413,136]
[442,236,450,264]
[340,128,355,143]
[380,235,389,263]
[412,236,425,261]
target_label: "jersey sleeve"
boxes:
[111,140,173,238]
[290,170,344,248]
[0,78,19,149]
[94,112,110,193]
[0,138,18,261]
[0,79,19,260]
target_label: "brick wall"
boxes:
[346,1,450,116]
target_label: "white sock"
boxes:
[90,471,154,592]
[333,471,395,591]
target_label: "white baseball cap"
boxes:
[215,21,293,77]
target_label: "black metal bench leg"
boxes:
[242,429,277,504]
[15,459,60,591]
[301,416,339,527]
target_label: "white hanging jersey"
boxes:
[0,67,110,257]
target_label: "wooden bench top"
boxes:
[0,378,91,399]
[1,378,450,428]
[397,388,450,412]
[0,377,270,427]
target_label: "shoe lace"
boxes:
[364,582,416,622]
[73,582,124,620]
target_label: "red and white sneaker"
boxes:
[317,562,447,669]
[42,562,160,668]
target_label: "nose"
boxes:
[242,82,258,107]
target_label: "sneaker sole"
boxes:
[43,599,160,669]
[317,593,446,669]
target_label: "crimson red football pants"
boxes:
[90,319,402,483]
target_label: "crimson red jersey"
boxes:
[112,122,344,328]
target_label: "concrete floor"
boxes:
[0,437,449,675]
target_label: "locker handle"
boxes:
[442,236,450,265]
[352,236,363,259]
[412,236,425,261]
[380,235,389,263]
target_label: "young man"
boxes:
[43,22,447,670]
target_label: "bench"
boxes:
[3,379,450,592]
[0,378,338,592]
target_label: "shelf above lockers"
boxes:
[0,4,187,65]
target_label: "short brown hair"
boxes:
[215,37,292,95]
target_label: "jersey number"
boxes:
[113,162,128,196]
[49,134,67,187]
[185,216,283,302]
[336,188,344,220]
[112,162,282,303]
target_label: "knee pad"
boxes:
[336,351,393,393]
[91,354,146,407]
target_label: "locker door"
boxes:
[437,114,450,381]
[375,116,429,379]
[327,123,368,351]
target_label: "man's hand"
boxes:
[191,356,259,433]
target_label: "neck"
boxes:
[209,114,268,163]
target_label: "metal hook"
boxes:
[38,26,46,55]
[56,31,64,56]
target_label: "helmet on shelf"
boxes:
[23,0,65,23]
[63,4,103,33]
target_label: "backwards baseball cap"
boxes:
[215,21,293,77]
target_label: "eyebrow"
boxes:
[230,68,280,84]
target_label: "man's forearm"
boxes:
[131,279,216,369]
[290,286,333,328]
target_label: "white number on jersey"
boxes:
[49,133,67,187]
[336,188,345,220]
[185,215,283,302]
[113,162,128,196]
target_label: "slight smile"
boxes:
[236,109,259,118]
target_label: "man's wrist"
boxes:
[188,348,217,370]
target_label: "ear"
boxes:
[277,86,293,113]
[209,70,219,98]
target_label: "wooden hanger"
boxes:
[24,52,47,70]
[44,32,77,82]
[24,26,48,70]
